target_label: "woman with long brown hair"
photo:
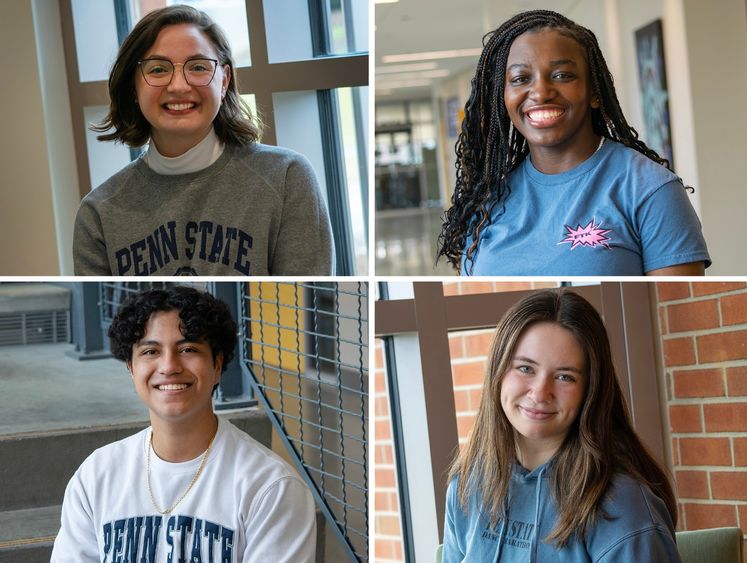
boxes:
[444,290,681,562]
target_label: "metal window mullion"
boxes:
[318,89,355,275]
[382,334,416,563]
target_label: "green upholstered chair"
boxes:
[435,528,743,562]
[676,527,743,563]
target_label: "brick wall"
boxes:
[373,338,404,562]
[375,281,747,562]
[657,282,747,560]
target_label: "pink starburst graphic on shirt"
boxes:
[559,218,612,249]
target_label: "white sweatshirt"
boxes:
[51,417,316,562]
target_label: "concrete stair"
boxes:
[0,411,271,562]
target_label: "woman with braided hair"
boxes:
[437,10,709,276]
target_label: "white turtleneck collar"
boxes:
[144,128,225,175]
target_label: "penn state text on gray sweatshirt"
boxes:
[73,143,333,276]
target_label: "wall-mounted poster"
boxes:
[635,19,674,168]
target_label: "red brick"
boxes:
[692,282,747,297]
[452,361,486,387]
[727,367,747,396]
[375,419,391,441]
[442,282,460,296]
[449,335,464,359]
[464,331,494,357]
[704,403,747,432]
[657,283,691,302]
[711,472,747,500]
[375,342,385,369]
[683,503,737,528]
[669,404,702,433]
[675,470,709,499]
[374,539,395,560]
[663,337,696,367]
[454,389,471,412]
[458,282,497,296]
[739,505,747,531]
[469,388,484,412]
[734,438,747,466]
[375,514,402,536]
[375,396,389,417]
[673,368,725,398]
[680,437,732,466]
[375,444,392,465]
[722,294,747,326]
[668,299,720,333]
[457,414,476,441]
[375,467,396,488]
[494,282,536,292]
[658,306,668,336]
[374,371,387,394]
[672,438,680,466]
[698,330,747,363]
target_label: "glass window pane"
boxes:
[84,106,133,190]
[264,0,314,63]
[264,0,367,63]
[133,0,251,67]
[327,0,368,55]
[71,0,120,83]
[337,86,369,275]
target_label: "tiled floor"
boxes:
[375,207,457,276]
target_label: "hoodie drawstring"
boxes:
[492,497,508,563]
[530,466,545,563]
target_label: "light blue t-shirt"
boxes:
[462,140,710,275]
[444,463,682,563]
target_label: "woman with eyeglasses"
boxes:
[444,290,681,562]
[73,5,333,276]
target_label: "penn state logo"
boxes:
[173,266,198,276]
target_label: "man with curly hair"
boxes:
[52,286,316,562]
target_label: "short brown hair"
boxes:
[91,5,261,147]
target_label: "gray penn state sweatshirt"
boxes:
[73,143,333,276]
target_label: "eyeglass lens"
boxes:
[140,59,217,86]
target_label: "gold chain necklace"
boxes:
[146,428,216,515]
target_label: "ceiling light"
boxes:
[382,48,483,63]
[377,62,439,74]
[377,70,450,80]
[374,0,399,4]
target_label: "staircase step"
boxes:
[0,283,70,314]
[0,410,270,512]
[0,505,57,562]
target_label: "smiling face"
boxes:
[128,310,222,429]
[500,321,587,465]
[503,28,599,171]
[135,23,230,157]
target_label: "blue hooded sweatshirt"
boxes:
[443,461,682,562]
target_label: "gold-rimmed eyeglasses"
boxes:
[137,58,219,87]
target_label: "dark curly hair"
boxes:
[108,286,237,385]
[437,10,677,273]
[91,5,261,147]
